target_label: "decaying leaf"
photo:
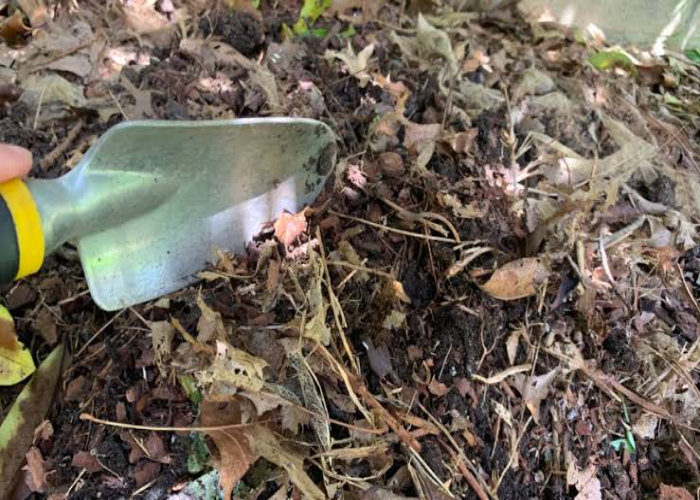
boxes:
[479,258,549,301]
[0,305,36,386]
[441,193,485,219]
[382,310,406,330]
[0,344,68,500]
[198,340,268,397]
[506,329,521,366]
[512,368,558,424]
[566,462,602,500]
[302,251,331,345]
[325,42,375,87]
[252,425,325,500]
[289,350,330,451]
[149,321,174,378]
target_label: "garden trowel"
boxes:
[0,118,336,311]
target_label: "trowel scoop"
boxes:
[0,118,337,311]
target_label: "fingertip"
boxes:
[0,144,33,182]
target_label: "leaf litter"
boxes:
[1,0,700,499]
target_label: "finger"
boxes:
[0,144,32,183]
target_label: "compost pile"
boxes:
[1,1,700,499]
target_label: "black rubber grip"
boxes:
[0,195,19,283]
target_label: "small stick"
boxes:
[40,119,85,171]
[327,260,396,280]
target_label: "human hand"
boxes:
[0,144,32,183]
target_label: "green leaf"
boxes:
[589,50,637,74]
[0,344,68,499]
[663,93,683,106]
[179,374,202,406]
[187,433,211,474]
[340,25,357,38]
[292,0,331,36]
[685,48,700,64]
[610,438,626,451]
[252,0,260,8]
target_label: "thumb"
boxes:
[0,144,32,183]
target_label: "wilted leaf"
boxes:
[364,339,393,379]
[252,425,325,500]
[325,42,375,87]
[566,463,601,500]
[274,210,308,247]
[391,14,457,72]
[480,258,549,301]
[201,399,258,500]
[0,305,36,386]
[0,344,68,500]
[303,251,331,345]
[512,368,558,424]
[149,321,174,378]
[428,378,449,396]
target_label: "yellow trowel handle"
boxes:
[0,179,44,284]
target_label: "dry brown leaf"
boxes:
[252,426,325,500]
[23,447,47,493]
[196,293,227,343]
[201,399,258,500]
[372,74,407,98]
[441,193,485,219]
[71,450,102,473]
[448,128,478,154]
[428,378,449,396]
[121,0,174,49]
[479,258,549,301]
[512,369,558,424]
[274,210,308,247]
[659,484,694,500]
[403,122,441,153]
[566,463,601,500]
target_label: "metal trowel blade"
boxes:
[74,118,336,311]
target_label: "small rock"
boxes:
[65,375,91,402]
[6,282,37,310]
[134,460,161,487]
[378,152,405,177]
[518,67,556,97]
[71,451,102,473]
[530,92,574,115]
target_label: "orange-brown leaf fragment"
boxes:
[274,210,308,247]
[479,258,549,301]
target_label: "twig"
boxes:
[495,416,533,492]
[75,308,127,358]
[317,345,421,452]
[316,227,359,375]
[330,210,459,244]
[40,119,85,171]
[327,260,396,280]
[80,413,265,432]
